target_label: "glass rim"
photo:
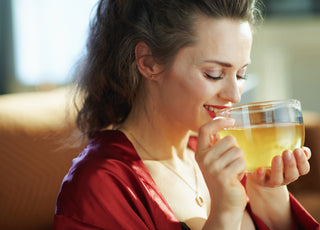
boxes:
[219,99,301,113]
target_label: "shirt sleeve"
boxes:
[246,193,320,230]
[54,161,156,230]
[54,215,105,230]
[289,193,320,230]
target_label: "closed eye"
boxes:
[205,73,248,80]
[236,74,248,80]
[204,73,223,80]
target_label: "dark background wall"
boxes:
[0,0,14,94]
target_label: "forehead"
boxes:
[190,17,253,66]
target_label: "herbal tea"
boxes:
[219,123,305,172]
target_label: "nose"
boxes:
[218,76,242,104]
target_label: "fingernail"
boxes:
[212,117,235,126]
[257,167,265,176]
[296,149,303,157]
[275,156,282,166]
[284,151,292,160]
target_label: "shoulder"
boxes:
[55,130,183,229]
[60,130,144,197]
[56,130,152,226]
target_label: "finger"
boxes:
[302,146,311,160]
[210,133,219,146]
[204,135,239,162]
[206,144,243,174]
[269,155,284,185]
[197,117,234,157]
[252,167,267,185]
[282,150,299,183]
[293,148,310,175]
[223,155,246,182]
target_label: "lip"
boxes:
[204,104,230,118]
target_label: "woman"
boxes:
[55,0,320,229]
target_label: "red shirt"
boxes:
[55,130,320,229]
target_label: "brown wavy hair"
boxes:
[74,0,263,138]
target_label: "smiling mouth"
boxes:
[204,105,229,118]
[204,105,218,113]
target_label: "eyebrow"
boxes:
[201,60,250,69]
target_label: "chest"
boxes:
[142,161,256,230]
[144,161,211,230]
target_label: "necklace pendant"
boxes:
[195,195,204,207]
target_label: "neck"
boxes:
[119,98,191,161]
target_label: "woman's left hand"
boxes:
[248,147,311,187]
[245,147,311,229]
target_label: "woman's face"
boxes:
[155,17,253,132]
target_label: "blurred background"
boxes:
[247,0,320,115]
[0,0,99,93]
[1,0,320,228]
[0,0,320,113]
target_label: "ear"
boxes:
[135,42,161,80]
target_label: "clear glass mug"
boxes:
[217,99,305,172]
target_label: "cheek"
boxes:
[177,72,212,101]
[238,81,245,95]
[162,64,215,111]
[190,81,213,102]
[162,78,208,117]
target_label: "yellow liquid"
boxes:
[219,123,305,172]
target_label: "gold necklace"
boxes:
[123,129,205,207]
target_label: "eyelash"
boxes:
[204,73,248,81]
[237,74,248,80]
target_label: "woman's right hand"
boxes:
[195,117,247,229]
